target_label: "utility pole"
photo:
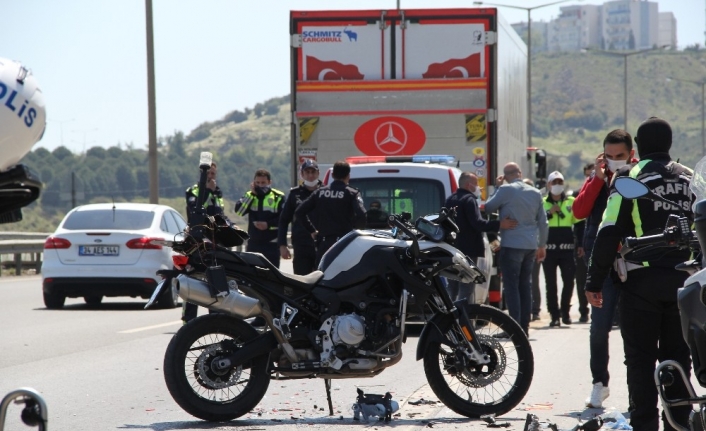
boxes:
[584,47,664,132]
[473,0,575,149]
[145,0,159,204]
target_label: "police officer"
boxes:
[278,160,321,275]
[295,160,366,266]
[183,162,224,323]
[185,162,224,223]
[586,117,693,431]
[235,169,285,267]
[543,171,583,327]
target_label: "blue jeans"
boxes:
[584,256,620,386]
[589,273,620,386]
[499,247,535,333]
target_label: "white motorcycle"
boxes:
[147,153,535,422]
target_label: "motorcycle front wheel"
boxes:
[423,303,534,418]
[163,314,271,421]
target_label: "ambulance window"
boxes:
[348,177,445,220]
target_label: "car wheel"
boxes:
[44,290,66,309]
[84,295,103,307]
[157,281,179,309]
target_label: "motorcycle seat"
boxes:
[217,250,324,290]
[278,270,324,289]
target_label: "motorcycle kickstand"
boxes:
[325,378,334,416]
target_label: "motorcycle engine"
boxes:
[331,314,366,347]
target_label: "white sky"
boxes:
[2,0,703,153]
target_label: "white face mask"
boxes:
[303,179,319,188]
[472,187,482,199]
[550,185,565,195]
[606,158,628,173]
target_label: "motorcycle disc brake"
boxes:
[455,336,507,388]
[194,344,243,390]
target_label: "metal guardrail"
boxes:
[0,239,45,254]
[0,232,51,240]
[0,238,46,276]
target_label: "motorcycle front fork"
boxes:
[432,282,491,366]
[452,301,491,365]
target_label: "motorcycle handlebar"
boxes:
[388,214,420,259]
[624,233,668,248]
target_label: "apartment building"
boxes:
[509,0,677,53]
[548,5,602,52]
[658,11,678,49]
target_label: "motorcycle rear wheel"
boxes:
[163,314,270,421]
[423,303,534,418]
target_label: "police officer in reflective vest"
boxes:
[543,171,583,327]
[183,162,224,323]
[586,117,693,431]
[295,160,367,266]
[235,168,285,267]
[185,162,224,224]
[278,159,321,275]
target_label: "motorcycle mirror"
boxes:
[614,177,650,199]
[199,152,213,169]
[615,177,683,210]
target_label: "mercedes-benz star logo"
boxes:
[374,121,408,154]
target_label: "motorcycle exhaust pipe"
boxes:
[176,274,262,318]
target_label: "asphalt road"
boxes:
[0,263,664,431]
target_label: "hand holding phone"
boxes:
[595,152,607,180]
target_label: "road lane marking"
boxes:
[118,320,182,333]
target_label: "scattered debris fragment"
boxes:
[352,388,399,423]
[481,414,496,424]
[579,417,604,431]
[408,398,441,406]
[524,413,541,431]
[601,410,632,430]
[481,414,511,428]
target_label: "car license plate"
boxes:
[79,245,120,256]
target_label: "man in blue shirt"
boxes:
[485,162,548,334]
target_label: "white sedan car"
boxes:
[42,203,187,309]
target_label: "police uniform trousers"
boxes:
[315,236,339,267]
[542,250,576,320]
[619,267,691,431]
[574,247,589,318]
[248,241,280,268]
[531,260,542,316]
[293,243,317,275]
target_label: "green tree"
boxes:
[115,163,137,199]
[87,146,107,159]
[52,146,74,162]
